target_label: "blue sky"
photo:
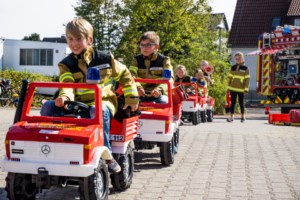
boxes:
[0,0,237,40]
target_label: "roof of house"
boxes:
[287,0,300,16]
[229,0,292,48]
[43,36,67,43]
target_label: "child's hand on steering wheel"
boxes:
[138,87,146,96]
[151,89,161,98]
[55,96,68,107]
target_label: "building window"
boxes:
[19,48,54,66]
[295,18,300,27]
[271,17,281,31]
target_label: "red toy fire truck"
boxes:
[1,80,138,199]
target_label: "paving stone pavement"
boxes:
[0,107,299,200]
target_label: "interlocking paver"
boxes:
[0,107,300,200]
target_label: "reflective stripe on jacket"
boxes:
[227,64,250,93]
[129,51,173,95]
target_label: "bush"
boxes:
[1,69,58,107]
[0,69,58,92]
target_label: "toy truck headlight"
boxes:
[87,67,100,83]
[162,69,172,79]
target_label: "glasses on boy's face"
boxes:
[139,43,156,48]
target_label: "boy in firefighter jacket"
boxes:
[227,52,250,123]
[129,31,173,103]
[41,17,139,173]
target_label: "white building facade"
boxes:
[1,39,70,76]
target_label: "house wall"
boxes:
[231,48,266,102]
[3,39,70,76]
[0,40,4,71]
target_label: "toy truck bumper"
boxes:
[1,147,112,177]
[182,101,199,112]
[137,122,175,142]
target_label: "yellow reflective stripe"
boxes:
[99,79,112,91]
[75,88,95,95]
[232,74,246,79]
[59,72,74,82]
[244,75,250,78]
[123,86,138,97]
[129,66,138,74]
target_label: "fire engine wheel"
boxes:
[5,172,37,200]
[79,158,109,200]
[174,128,179,153]
[110,146,134,191]
[192,111,200,125]
[201,110,207,123]
[207,109,213,122]
[160,137,175,166]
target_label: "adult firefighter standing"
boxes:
[227,52,250,123]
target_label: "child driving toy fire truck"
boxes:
[41,17,139,174]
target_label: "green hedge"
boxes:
[1,69,58,107]
[0,69,58,92]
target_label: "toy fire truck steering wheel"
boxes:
[64,101,90,115]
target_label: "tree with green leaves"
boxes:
[74,0,231,113]
[23,33,40,41]
[75,0,126,51]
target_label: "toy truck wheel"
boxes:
[197,110,201,124]
[160,137,175,166]
[207,109,213,122]
[201,110,207,123]
[174,128,179,153]
[192,111,200,125]
[110,146,134,191]
[79,158,109,200]
[5,172,37,200]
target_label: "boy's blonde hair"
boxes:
[139,31,160,45]
[234,52,244,59]
[175,64,187,75]
[66,17,93,39]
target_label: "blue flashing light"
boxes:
[87,67,100,83]
[200,81,205,86]
[283,26,291,34]
[162,69,172,79]
[191,77,197,82]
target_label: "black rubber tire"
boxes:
[110,146,134,191]
[79,159,109,200]
[5,172,37,200]
[197,110,201,124]
[207,109,213,122]
[192,112,198,125]
[174,128,179,153]
[160,137,175,166]
[201,110,207,123]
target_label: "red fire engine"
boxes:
[247,25,300,114]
